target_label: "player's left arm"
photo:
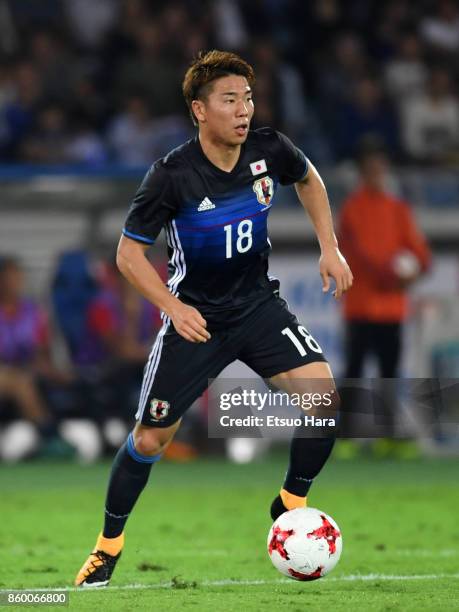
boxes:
[295,161,353,299]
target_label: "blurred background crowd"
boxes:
[0,0,458,463]
[0,250,171,461]
[1,0,459,167]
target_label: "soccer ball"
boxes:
[267,507,342,581]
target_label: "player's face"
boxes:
[195,75,254,146]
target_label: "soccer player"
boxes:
[75,50,353,587]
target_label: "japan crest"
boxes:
[150,398,170,421]
[253,176,274,206]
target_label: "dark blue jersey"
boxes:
[122,128,308,323]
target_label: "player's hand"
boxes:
[170,302,211,343]
[319,247,353,299]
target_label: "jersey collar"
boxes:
[193,135,246,178]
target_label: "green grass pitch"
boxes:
[0,450,458,611]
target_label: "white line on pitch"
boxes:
[2,573,458,593]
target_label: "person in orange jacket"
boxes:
[339,142,431,379]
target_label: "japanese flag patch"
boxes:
[250,159,267,175]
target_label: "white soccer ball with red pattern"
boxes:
[267,507,342,581]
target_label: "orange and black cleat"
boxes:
[75,533,124,587]
[270,490,308,521]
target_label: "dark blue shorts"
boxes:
[135,295,327,427]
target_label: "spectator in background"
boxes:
[401,67,459,165]
[116,20,183,116]
[384,31,427,104]
[5,0,64,33]
[1,0,458,169]
[106,95,160,165]
[317,32,369,110]
[251,41,306,135]
[27,29,76,105]
[63,0,120,51]
[69,77,109,132]
[282,0,346,89]
[213,0,248,51]
[335,76,400,160]
[77,260,161,418]
[86,262,159,365]
[66,113,108,165]
[160,3,198,63]
[316,32,368,157]
[0,63,14,155]
[369,0,416,61]
[0,256,74,456]
[182,30,210,67]
[20,102,71,163]
[107,95,191,165]
[251,40,332,163]
[0,61,43,159]
[420,0,459,55]
[0,62,14,110]
[339,141,431,380]
[101,0,152,90]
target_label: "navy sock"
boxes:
[103,432,161,538]
[283,435,335,498]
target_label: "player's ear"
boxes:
[192,99,206,123]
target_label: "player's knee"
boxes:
[132,424,175,456]
[133,432,166,456]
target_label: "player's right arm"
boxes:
[119,160,210,344]
[116,236,210,343]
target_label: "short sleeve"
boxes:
[272,131,309,185]
[122,161,177,244]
